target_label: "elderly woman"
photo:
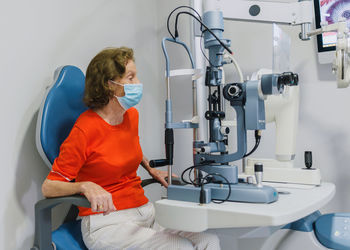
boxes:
[41,47,220,250]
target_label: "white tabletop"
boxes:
[154,182,335,232]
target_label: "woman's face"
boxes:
[112,60,139,97]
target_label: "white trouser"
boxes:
[81,202,220,250]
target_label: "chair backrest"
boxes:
[36,65,88,168]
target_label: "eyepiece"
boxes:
[228,85,241,97]
[278,72,299,87]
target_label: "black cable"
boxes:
[244,138,260,157]
[188,166,198,186]
[244,139,261,158]
[244,130,262,158]
[181,166,231,203]
[181,165,197,186]
[167,6,202,39]
[174,11,233,55]
[201,173,231,204]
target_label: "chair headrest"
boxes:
[36,65,88,168]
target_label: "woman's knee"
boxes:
[177,237,195,250]
[196,232,221,250]
[208,233,220,249]
[139,231,194,250]
[161,234,194,250]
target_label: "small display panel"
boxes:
[314,0,350,52]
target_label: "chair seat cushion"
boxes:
[52,220,87,250]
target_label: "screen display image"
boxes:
[315,0,350,51]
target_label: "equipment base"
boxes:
[167,183,278,204]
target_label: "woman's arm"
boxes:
[42,179,83,197]
[42,179,116,215]
[140,155,152,173]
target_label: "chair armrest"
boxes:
[37,195,90,209]
[32,195,90,250]
[141,178,159,187]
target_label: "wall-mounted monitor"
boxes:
[314,0,350,64]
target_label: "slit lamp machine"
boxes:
[149,0,350,205]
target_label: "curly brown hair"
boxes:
[83,47,134,109]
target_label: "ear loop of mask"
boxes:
[109,80,125,98]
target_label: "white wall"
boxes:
[2,0,350,249]
[0,0,174,249]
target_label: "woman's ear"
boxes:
[111,82,125,97]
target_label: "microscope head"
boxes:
[202,10,231,85]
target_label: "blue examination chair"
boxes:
[31,66,159,250]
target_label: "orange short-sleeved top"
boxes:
[46,107,148,216]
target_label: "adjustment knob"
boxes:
[220,126,230,135]
[305,151,312,169]
[254,163,263,188]
[228,85,241,97]
[254,162,263,172]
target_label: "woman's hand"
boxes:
[79,181,116,215]
[148,168,178,188]
[148,168,168,187]
[141,155,178,188]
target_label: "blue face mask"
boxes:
[110,80,143,110]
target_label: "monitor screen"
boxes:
[314,0,350,52]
